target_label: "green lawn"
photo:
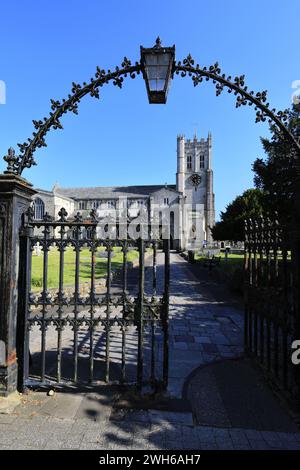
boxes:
[194,250,291,296]
[31,246,140,290]
[195,252,244,261]
[194,252,244,294]
[195,251,244,272]
[218,252,244,272]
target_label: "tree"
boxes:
[252,102,300,223]
[211,188,265,242]
[212,103,300,242]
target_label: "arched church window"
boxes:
[187,155,192,170]
[33,197,45,220]
[200,154,205,169]
[107,200,116,209]
[79,201,87,210]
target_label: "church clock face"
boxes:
[189,173,201,190]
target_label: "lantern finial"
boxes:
[154,37,162,48]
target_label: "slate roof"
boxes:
[35,187,74,202]
[35,188,54,196]
[54,184,178,199]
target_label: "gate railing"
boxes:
[17,208,170,391]
[244,215,298,398]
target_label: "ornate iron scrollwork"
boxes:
[244,214,295,395]
[3,45,300,175]
[3,59,141,175]
[21,209,170,388]
[174,56,300,158]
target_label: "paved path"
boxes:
[1,252,300,450]
[168,253,244,397]
[1,407,300,450]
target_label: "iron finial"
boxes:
[4,147,19,174]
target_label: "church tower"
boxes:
[176,135,185,193]
[176,132,215,246]
[205,132,215,243]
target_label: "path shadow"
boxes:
[183,357,299,432]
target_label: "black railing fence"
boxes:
[244,216,299,399]
[17,208,169,391]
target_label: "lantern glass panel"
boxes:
[144,52,172,91]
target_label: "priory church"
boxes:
[32,133,215,250]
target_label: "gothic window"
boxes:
[91,200,98,209]
[79,201,87,210]
[85,227,93,240]
[107,200,116,209]
[164,197,169,205]
[129,200,144,208]
[33,198,45,220]
[200,154,205,169]
[187,155,192,170]
[72,227,82,239]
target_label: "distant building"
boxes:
[33,133,215,250]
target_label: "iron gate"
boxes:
[244,216,299,398]
[17,207,170,391]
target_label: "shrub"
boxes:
[31,277,43,287]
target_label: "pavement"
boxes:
[1,252,300,450]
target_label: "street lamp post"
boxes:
[140,37,175,104]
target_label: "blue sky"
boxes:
[0,1,299,218]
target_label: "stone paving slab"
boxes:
[28,393,83,419]
[1,408,300,450]
[149,410,193,426]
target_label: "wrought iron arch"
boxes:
[3,43,300,175]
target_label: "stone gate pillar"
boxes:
[0,172,36,396]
